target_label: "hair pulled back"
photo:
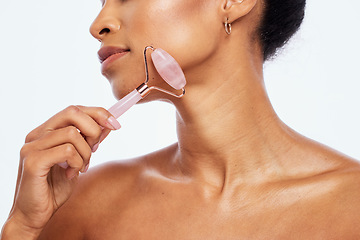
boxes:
[258,0,306,61]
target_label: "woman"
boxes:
[2,0,360,239]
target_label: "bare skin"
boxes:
[2,0,360,239]
[37,145,360,239]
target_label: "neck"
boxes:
[171,48,296,196]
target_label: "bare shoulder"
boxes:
[306,139,360,203]
[325,157,360,213]
[324,157,360,206]
[321,160,360,237]
[38,144,177,240]
[301,144,360,237]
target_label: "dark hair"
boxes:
[258,0,306,61]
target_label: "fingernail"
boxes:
[106,116,121,130]
[92,142,100,153]
[58,162,69,169]
[84,163,90,173]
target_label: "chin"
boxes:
[107,73,145,100]
[110,84,133,101]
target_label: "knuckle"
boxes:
[63,144,77,158]
[65,126,80,139]
[99,108,113,121]
[91,106,111,121]
[85,127,102,144]
[22,153,38,173]
[65,105,81,115]
[97,107,110,116]
[20,142,38,161]
[25,130,36,143]
[74,104,84,108]
[20,143,31,158]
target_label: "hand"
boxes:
[2,105,121,239]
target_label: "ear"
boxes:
[220,0,258,23]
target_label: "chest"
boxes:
[82,193,339,240]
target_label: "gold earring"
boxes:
[225,18,231,35]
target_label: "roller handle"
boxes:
[107,89,142,119]
[56,90,141,169]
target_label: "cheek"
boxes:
[131,0,220,70]
[110,0,220,99]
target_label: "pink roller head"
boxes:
[151,48,186,90]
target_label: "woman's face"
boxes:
[90,0,221,100]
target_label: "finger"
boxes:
[47,106,104,146]
[28,106,121,148]
[75,105,121,131]
[30,126,92,168]
[23,143,86,180]
[25,106,102,145]
[74,106,121,153]
[91,128,112,153]
[99,128,112,144]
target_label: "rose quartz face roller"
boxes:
[108,46,186,119]
[57,46,186,169]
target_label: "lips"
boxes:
[97,46,130,64]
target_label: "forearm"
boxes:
[1,218,42,240]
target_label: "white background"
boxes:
[1,0,359,226]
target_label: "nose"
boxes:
[90,7,120,41]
